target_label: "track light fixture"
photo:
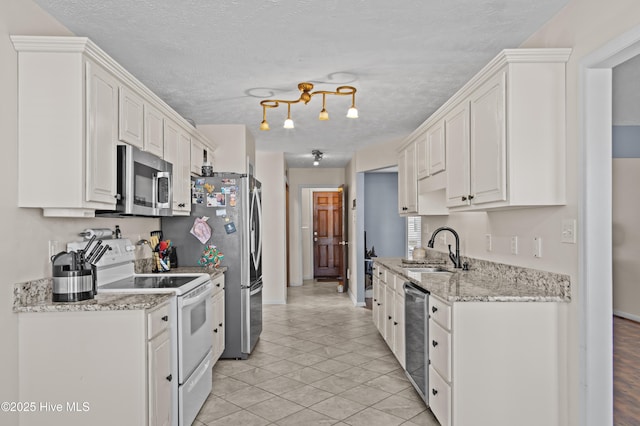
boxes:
[260,82,358,130]
[312,150,323,166]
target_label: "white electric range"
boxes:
[68,238,213,426]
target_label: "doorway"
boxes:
[581,24,640,426]
[313,191,343,279]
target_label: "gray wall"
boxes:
[364,172,406,257]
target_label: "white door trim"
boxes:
[579,24,640,426]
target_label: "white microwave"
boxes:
[98,145,173,217]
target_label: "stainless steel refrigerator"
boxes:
[161,172,262,359]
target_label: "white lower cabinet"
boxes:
[372,264,406,369]
[428,294,562,426]
[211,273,226,364]
[18,301,175,426]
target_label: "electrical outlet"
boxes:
[561,219,577,244]
[485,234,492,252]
[510,236,519,255]
[533,237,542,258]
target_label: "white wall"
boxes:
[612,159,640,320]
[197,124,255,174]
[255,151,287,304]
[354,138,403,172]
[287,168,345,285]
[0,3,162,424]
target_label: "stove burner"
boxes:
[99,275,199,290]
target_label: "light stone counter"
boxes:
[13,279,172,313]
[14,266,226,313]
[374,251,570,302]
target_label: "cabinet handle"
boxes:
[166,374,172,382]
[214,328,218,333]
[461,196,467,201]
[114,193,122,200]
[388,316,392,320]
[161,315,169,322]
[432,340,439,347]
[394,321,398,326]
[432,306,438,313]
[216,283,221,287]
[178,203,186,208]
[219,323,223,327]
[432,388,438,396]
[373,298,377,302]
[468,194,475,200]
[377,303,381,306]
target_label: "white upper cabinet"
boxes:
[442,49,571,211]
[86,60,119,207]
[144,103,165,158]
[427,121,446,176]
[416,131,429,180]
[118,85,144,149]
[164,120,191,215]
[398,141,418,215]
[11,36,215,217]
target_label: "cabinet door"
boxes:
[427,121,446,175]
[445,101,470,208]
[212,291,225,363]
[176,131,192,213]
[372,277,380,328]
[394,294,406,369]
[118,86,144,149]
[416,133,429,179]
[470,71,507,205]
[85,61,117,205]
[377,283,386,338]
[148,329,172,426]
[398,143,418,214]
[144,103,164,158]
[190,137,208,175]
[384,286,395,348]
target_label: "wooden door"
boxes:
[313,191,342,277]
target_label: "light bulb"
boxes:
[283,118,294,129]
[346,107,358,118]
[319,108,329,121]
[260,120,270,131]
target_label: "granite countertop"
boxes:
[14,267,227,313]
[13,278,173,313]
[373,255,571,303]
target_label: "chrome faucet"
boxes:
[427,226,463,269]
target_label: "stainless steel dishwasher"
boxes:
[404,281,429,404]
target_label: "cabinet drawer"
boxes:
[211,274,225,296]
[148,303,171,340]
[386,273,396,292]
[429,295,451,330]
[375,265,387,283]
[429,365,451,426]
[429,319,452,382]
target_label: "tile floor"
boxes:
[194,280,439,426]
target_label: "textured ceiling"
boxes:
[33,0,568,168]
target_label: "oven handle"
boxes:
[181,282,213,307]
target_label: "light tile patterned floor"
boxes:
[194,280,439,426]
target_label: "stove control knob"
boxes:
[125,245,135,252]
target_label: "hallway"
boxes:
[195,280,438,425]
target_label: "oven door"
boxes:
[177,281,213,382]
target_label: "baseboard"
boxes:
[348,289,365,307]
[613,310,640,323]
[263,299,287,305]
[289,282,303,287]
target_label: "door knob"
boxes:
[314,238,318,242]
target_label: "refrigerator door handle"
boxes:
[250,185,263,270]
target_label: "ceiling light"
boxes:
[312,149,323,166]
[259,82,357,130]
